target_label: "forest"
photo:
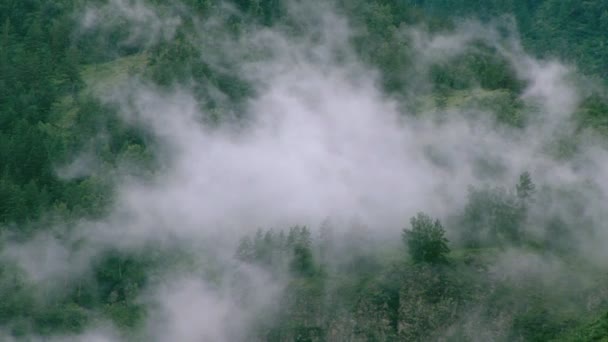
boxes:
[2,0,608,341]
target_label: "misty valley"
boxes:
[3,0,608,341]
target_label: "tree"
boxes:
[288,226,315,277]
[289,244,315,277]
[516,171,536,201]
[403,213,450,264]
[461,183,527,247]
[236,235,255,262]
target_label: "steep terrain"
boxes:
[2,1,608,341]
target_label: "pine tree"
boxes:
[403,213,450,264]
[516,171,536,201]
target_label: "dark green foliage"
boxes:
[94,253,148,306]
[511,305,574,341]
[559,311,608,341]
[290,244,316,278]
[401,0,608,79]
[0,263,90,336]
[4,0,608,340]
[32,303,89,336]
[516,171,536,201]
[0,0,151,228]
[403,213,450,264]
[576,94,608,134]
[431,46,525,94]
[145,19,253,122]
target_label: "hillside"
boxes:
[2,0,608,341]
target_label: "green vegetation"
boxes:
[2,0,608,340]
[403,213,450,264]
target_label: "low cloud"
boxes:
[5,1,608,340]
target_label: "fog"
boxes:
[3,0,608,340]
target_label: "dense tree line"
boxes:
[0,0,156,226]
[229,172,603,341]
